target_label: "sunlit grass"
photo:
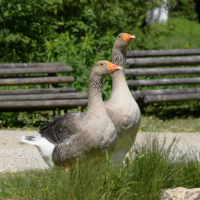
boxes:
[151,18,200,49]
[1,135,200,200]
[140,115,200,133]
[1,104,200,133]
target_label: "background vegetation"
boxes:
[0,0,200,128]
[1,2,200,199]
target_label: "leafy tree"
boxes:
[0,0,61,62]
[0,0,177,127]
[170,0,198,21]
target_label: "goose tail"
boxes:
[21,135,55,167]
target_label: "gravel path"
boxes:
[1,131,200,172]
[0,131,49,172]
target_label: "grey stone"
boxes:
[161,187,200,200]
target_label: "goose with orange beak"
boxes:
[21,60,121,168]
[104,33,141,164]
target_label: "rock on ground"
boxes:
[161,187,200,200]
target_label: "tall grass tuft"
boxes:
[1,135,200,200]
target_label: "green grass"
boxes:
[1,136,200,200]
[140,115,200,133]
[18,142,26,145]
[152,18,200,50]
[1,103,200,132]
[140,100,200,133]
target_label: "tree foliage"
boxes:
[170,0,198,21]
[0,0,174,62]
[0,0,175,95]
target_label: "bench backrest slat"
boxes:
[0,62,67,68]
[0,66,72,75]
[125,67,200,76]
[0,76,74,86]
[127,77,200,87]
[0,87,76,95]
[131,87,200,101]
[0,92,88,101]
[126,56,200,67]
[0,99,88,109]
[127,49,200,58]
[144,93,200,103]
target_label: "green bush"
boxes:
[170,0,198,21]
[0,0,174,97]
[2,0,194,127]
[0,0,169,63]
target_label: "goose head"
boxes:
[90,60,122,81]
[113,33,135,51]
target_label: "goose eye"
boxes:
[118,35,121,38]
[101,63,104,66]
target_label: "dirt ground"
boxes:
[1,130,200,172]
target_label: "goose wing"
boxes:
[39,112,85,145]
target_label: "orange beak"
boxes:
[108,62,122,73]
[123,33,135,44]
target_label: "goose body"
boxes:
[104,33,141,164]
[21,61,121,167]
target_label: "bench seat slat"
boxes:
[127,77,200,87]
[125,67,200,76]
[144,93,200,103]
[0,99,88,109]
[126,56,200,67]
[0,66,72,75]
[0,76,74,86]
[0,93,88,101]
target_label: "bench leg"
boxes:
[64,109,68,114]
[153,103,161,118]
[156,106,159,118]
[139,103,144,114]
[130,65,137,91]
[78,106,84,112]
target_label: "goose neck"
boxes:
[112,70,127,89]
[87,77,104,111]
[111,48,127,90]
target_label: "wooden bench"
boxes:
[4,49,200,114]
[0,62,88,112]
[125,49,200,106]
